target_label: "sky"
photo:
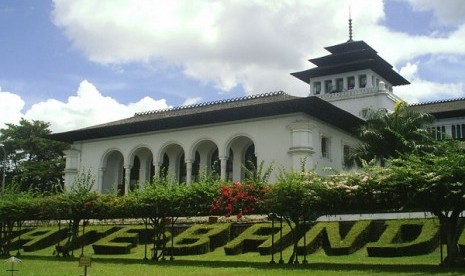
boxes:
[1,0,465,133]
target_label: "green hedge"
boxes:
[224,223,291,255]
[295,221,371,255]
[92,225,171,254]
[323,220,372,255]
[296,222,326,255]
[56,225,116,252]
[257,223,292,255]
[167,223,231,255]
[20,227,68,252]
[366,219,439,257]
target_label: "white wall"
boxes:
[64,112,360,192]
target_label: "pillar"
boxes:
[124,165,132,195]
[153,162,161,181]
[287,121,316,171]
[185,159,193,184]
[220,156,228,181]
[98,168,105,193]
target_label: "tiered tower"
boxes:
[291,18,409,118]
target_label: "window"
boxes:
[324,80,332,93]
[360,108,369,119]
[343,145,352,169]
[336,78,343,92]
[313,82,321,95]
[347,76,355,90]
[431,126,446,140]
[321,136,330,158]
[359,75,367,88]
[452,124,465,139]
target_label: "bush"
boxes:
[167,223,231,255]
[224,223,286,255]
[366,219,440,257]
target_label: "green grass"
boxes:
[2,243,465,275]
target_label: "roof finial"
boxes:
[348,6,353,42]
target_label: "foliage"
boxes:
[170,223,231,255]
[265,170,327,222]
[366,219,440,257]
[211,182,269,219]
[243,160,273,186]
[0,118,69,193]
[387,141,465,266]
[352,101,435,166]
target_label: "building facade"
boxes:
[53,37,454,195]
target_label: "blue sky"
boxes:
[1,0,465,132]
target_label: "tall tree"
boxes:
[388,141,465,267]
[352,101,435,166]
[0,118,69,193]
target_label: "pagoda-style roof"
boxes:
[408,97,465,119]
[49,92,364,143]
[291,40,410,86]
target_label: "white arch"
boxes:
[222,133,256,157]
[127,144,154,164]
[99,147,125,168]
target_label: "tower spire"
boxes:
[347,7,353,42]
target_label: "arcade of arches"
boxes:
[99,136,257,195]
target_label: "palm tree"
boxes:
[352,101,435,166]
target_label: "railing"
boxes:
[316,87,387,100]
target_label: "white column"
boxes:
[138,160,150,187]
[287,121,316,171]
[185,159,193,184]
[124,166,132,195]
[98,168,105,193]
[63,149,80,190]
[232,150,241,182]
[220,156,228,181]
[153,162,160,181]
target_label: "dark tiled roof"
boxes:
[291,40,410,86]
[408,97,465,119]
[50,92,364,143]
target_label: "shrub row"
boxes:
[9,219,459,257]
[366,219,440,257]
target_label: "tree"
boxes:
[388,141,465,267]
[265,170,328,264]
[0,118,69,193]
[352,101,435,166]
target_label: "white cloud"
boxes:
[182,97,202,106]
[395,63,464,103]
[0,90,25,130]
[23,80,170,133]
[50,0,465,102]
[51,0,384,96]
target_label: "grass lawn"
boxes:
[2,243,465,276]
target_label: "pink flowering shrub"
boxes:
[210,182,268,219]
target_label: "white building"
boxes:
[51,35,426,195]
[409,98,465,141]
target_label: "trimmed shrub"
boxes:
[92,225,171,254]
[296,222,327,255]
[323,220,372,255]
[366,219,439,257]
[167,223,231,255]
[21,227,68,252]
[224,223,291,255]
[257,222,293,255]
[56,225,117,252]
